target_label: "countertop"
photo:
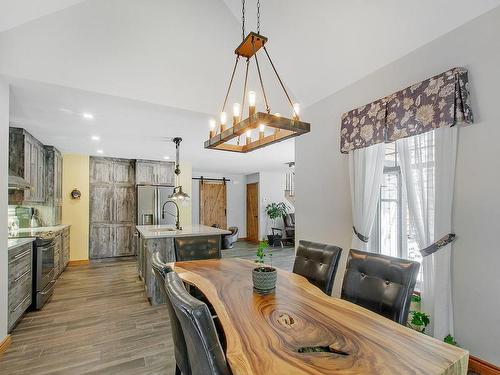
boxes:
[136,224,231,240]
[8,238,35,250]
[8,224,71,239]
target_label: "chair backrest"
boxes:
[292,240,342,295]
[228,226,238,236]
[284,213,295,227]
[341,249,420,325]
[175,235,221,261]
[151,252,191,375]
[165,272,230,375]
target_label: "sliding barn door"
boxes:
[199,181,227,229]
[89,157,136,259]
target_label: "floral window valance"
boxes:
[340,67,473,154]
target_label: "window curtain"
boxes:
[349,143,386,250]
[397,126,457,339]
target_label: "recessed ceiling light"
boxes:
[163,156,170,160]
[83,112,94,120]
[91,135,100,141]
[96,149,104,154]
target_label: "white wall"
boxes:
[258,171,289,240]
[0,76,9,341]
[192,172,247,237]
[295,7,500,364]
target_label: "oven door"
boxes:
[36,241,55,292]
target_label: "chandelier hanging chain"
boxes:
[263,46,295,112]
[241,0,246,40]
[257,0,261,34]
[221,55,240,114]
[253,39,270,113]
[242,58,250,113]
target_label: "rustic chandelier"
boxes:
[204,0,310,153]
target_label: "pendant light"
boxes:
[204,0,310,153]
[169,137,190,201]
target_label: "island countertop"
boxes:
[136,224,231,239]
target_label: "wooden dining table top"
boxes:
[171,258,468,375]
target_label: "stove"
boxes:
[9,230,56,309]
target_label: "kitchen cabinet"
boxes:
[53,227,70,277]
[8,242,33,332]
[9,128,46,203]
[45,146,63,225]
[54,233,62,277]
[89,157,137,258]
[136,160,175,185]
[62,227,70,269]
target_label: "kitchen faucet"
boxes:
[161,200,181,230]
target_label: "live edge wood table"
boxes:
[171,258,469,375]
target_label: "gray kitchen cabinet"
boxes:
[136,160,174,185]
[157,162,175,185]
[89,157,136,259]
[8,242,33,332]
[44,146,63,225]
[62,227,70,268]
[9,128,46,203]
[90,224,114,259]
[114,224,136,256]
[54,233,62,277]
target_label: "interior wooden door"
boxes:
[246,183,259,243]
[200,182,227,229]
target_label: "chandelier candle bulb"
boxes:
[259,124,265,139]
[220,111,227,132]
[233,103,241,125]
[246,130,252,145]
[209,119,216,138]
[293,103,300,120]
[248,91,256,117]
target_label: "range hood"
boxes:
[8,169,31,190]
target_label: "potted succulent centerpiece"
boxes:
[252,241,277,295]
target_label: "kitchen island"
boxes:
[136,224,230,305]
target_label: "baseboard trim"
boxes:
[0,335,12,356]
[469,355,500,375]
[68,259,90,266]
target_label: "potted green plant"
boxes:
[407,294,430,333]
[265,202,289,246]
[252,240,277,294]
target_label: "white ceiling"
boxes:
[2,0,500,173]
[0,0,86,32]
[9,78,295,174]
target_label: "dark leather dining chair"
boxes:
[164,272,230,375]
[175,236,221,261]
[292,240,342,295]
[222,227,239,249]
[341,249,420,325]
[151,251,191,375]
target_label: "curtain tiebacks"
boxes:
[420,234,456,257]
[352,226,369,243]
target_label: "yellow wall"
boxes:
[176,161,192,227]
[61,154,89,261]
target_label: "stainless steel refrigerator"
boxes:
[137,185,176,225]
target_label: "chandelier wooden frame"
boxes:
[204,31,311,153]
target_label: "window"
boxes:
[368,136,435,289]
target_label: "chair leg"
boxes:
[175,364,181,375]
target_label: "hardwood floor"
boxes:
[0,241,295,374]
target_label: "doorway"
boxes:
[246,183,259,243]
[199,181,227,229]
